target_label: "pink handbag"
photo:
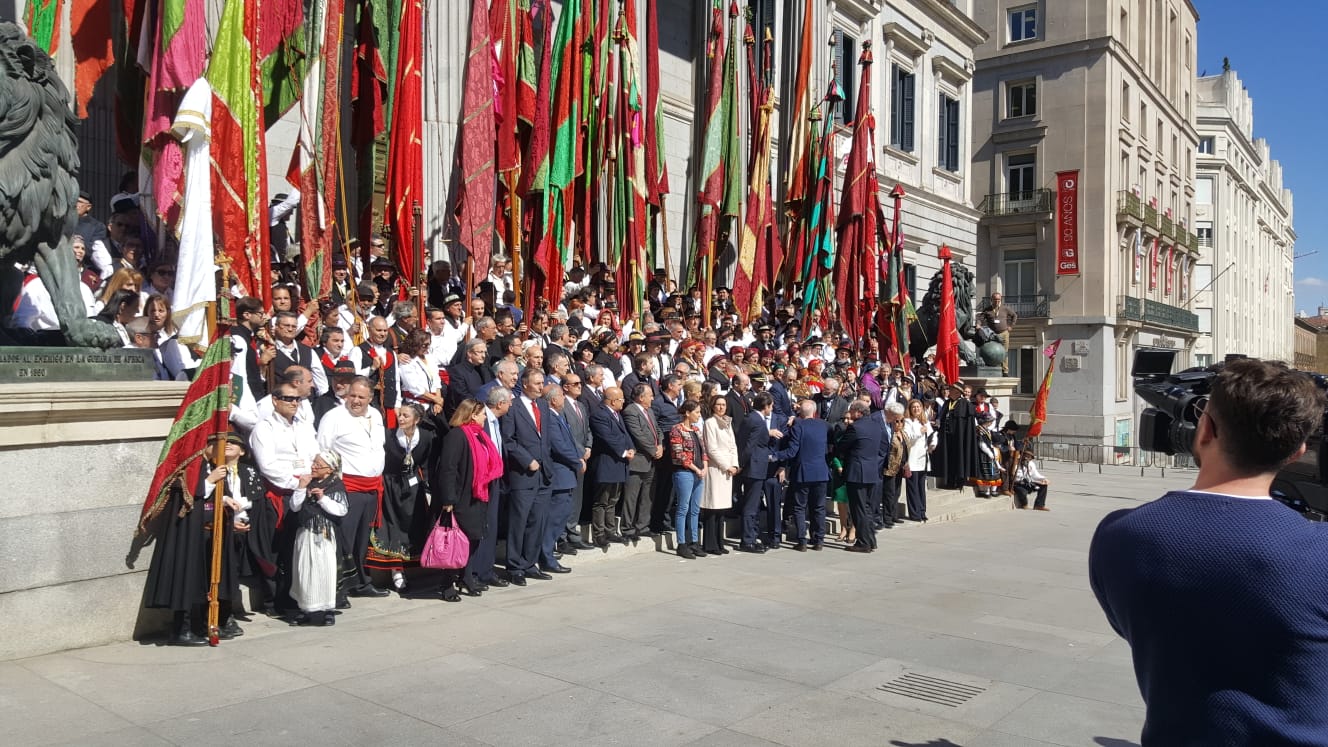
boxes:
[419,513,470,570]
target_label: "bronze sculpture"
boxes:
[0,23,118,349]
[909,262,1008,370]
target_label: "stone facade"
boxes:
[969,0,1199,448]
[1192,70,1295,366]
[1294,316,1317,372]
[0,382,189,660]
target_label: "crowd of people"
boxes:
[56,186,1052,643]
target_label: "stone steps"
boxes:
[564,483,1012,564]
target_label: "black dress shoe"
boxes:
[484,577,510,588]
[569,538,595,550]
[595,536,611,548]
[552,551,564,560]
[556,544,579,556]
[716,543,730,555]
[845,545,873,553]
[811,543,823,551]
[737,543,766,554]
[639,530,658,538]
[509,574,527,587]
[167,629,209,646]
[218,617,244,639]
[336,598,352,609]
[461,578,485,596]
[761,540,780,550]
[794,543,808,552]
[611,534,629,545]
[440,587,462,602]
[541,564,572,574]
[323,612,336,625]
[349,585,390,598]
[527,569,553,580]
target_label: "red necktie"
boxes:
[532,401,541,432]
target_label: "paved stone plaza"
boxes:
[1,462,1193,746]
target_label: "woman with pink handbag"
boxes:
[427,399,503,601]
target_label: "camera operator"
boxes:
[1089,358,1328,745]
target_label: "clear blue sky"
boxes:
[1196,2,1328,312]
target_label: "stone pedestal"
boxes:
[960,376,1021,419]
[0,381,188,660]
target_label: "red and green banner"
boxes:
[1027,339,1063,438]
[292,0,345,302]
[800,74,840,317]
[734,23,780,323]
[384,0,424,289]
[351,0,387,246]
[207,0,271,309]
[833,41,878,344]
[779,0,814,286]
[24,0,62,53]
[137,338,234,535]
[455,0,496,283]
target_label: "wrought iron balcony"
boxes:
[1002,294,1051,318]
[979,189,1052,217]
[1116,191,1142,222]
[1117,295,1198,332]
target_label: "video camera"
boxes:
[1130,349,1216,456]
[1131,348,1328,520]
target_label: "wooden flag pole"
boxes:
[205,269,231,646]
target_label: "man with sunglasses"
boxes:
[249,380,320,614]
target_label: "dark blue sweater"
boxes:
[1089,490,1328,746]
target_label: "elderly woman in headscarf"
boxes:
[289,450,350,626]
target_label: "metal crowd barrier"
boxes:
[1028,441,1197,477]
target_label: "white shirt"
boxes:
[1015,459,1047,485]
[348,342,403,409]
[520,395,541,429]
[485,407,504,456]
[317,404,386,478]
[250,409,319,490]
[429,318,469,368]
[398,355,440,399]
[11,273,57,331]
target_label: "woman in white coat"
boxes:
[700,395,739,555]
[903,398,936,522]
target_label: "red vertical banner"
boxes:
[1055,170,1080,276]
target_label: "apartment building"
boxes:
[1191,70,1295,365]
[970,0,1200,449]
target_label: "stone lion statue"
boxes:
[909,262,1006,368]
[0,23,118,348]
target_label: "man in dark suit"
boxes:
[772,400,832,551]
[620,353,662,403]
[769,366,795,427]
[838,401,889,553]
[444,339,492,419]
[588,387,635,547]
[737,392,783,552]
[579,364,607,411]
[726,372,752,419]
[540,385,580,574]
[649,374,684,533]
[816,377,851,429]
[621,383,662,542]
[501,367,555,586]
[558,372,595,551]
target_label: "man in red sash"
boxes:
[316,377,388,599]
[351,316,401,428]
[249,382,320,615]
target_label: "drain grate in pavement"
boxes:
[876,672,987,707]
